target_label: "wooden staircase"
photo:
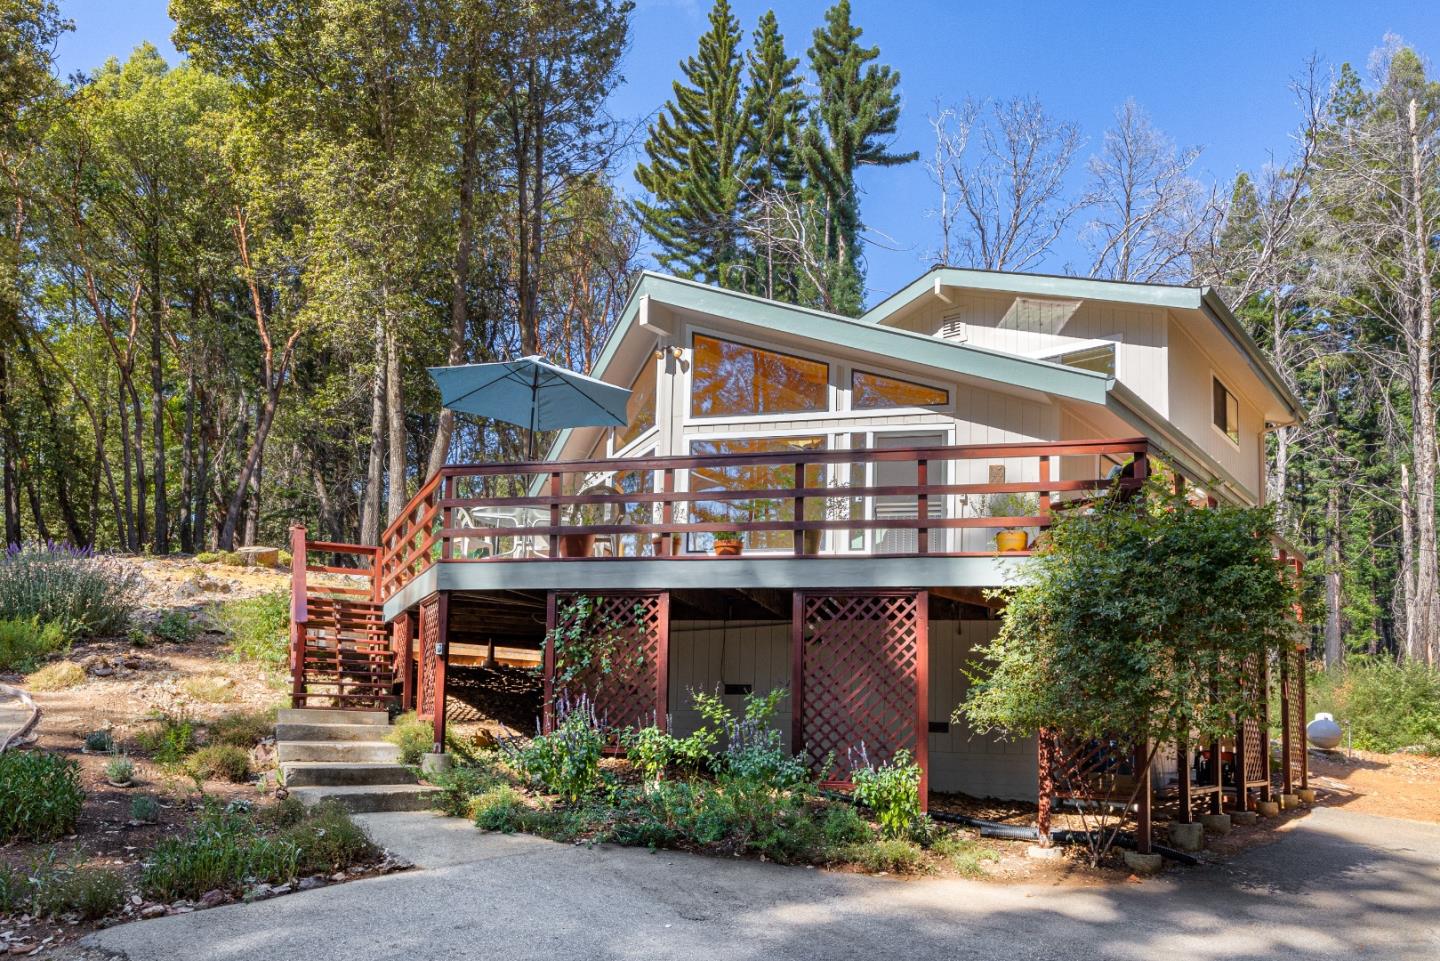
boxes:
[290,528,398,710]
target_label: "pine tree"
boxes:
[740,10,806,301]
[634,0,749,286]
[799,0,916,315]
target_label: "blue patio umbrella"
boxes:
[427,356,632,459]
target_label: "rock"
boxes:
[1199,813,1232,835]
[237,546,280,568]
[1025,844,1063,860]
[330,872,347,882]
[297,877,324,891]
[1296,788,1317,804]
[1231,810,1258,826]
[139,905,166,919]
[270,883,293,896]
[1122,850,1164,876]
[1167,821,1204,852]
[199,890,227,908]
[1280,792,1301,810]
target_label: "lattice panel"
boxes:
[1239,653,1267,784]
[1283,648,1305,786]
[553,592,667,733]
[1050,735,1136,800]
[799,592,923,784]
[417,595,441,723]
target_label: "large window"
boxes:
[688,436,825,551]
[1052,344,1115,376]
[852,370,948,410]
[690,334,828,418]
[615,359,657,449]
[1213,376,1239,445]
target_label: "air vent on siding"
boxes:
[940,313,966,341]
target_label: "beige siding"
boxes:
[928,619,1037,800]
[667,620,792,750]
[1166,318,1263,502]
[889,290,1170,416]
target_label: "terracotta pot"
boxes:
[994,530,1029,553]
[558,533,596,558]
[651,534,682,556]
[801,529,823,555]
[713,540,743,556]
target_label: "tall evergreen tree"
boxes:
[740,10,805,301]
[800,0,915,315]
[634,0,749,286]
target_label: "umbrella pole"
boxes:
[528,367,539,461]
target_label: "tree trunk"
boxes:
[385,318,407,523]
[0,351,20,547]
[178,370,195,553]
[1324,486,1343,668]
[1400,461,1417,660]
[149,252,168,554]
[1405,98,1438,666]
[359,317,386,545]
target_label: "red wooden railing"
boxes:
[372,437,1150,603]
[289,526,393,708]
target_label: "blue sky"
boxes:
[55,0,1440,306]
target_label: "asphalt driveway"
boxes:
[83,806,1440,961]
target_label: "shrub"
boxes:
[84,729,115,753]
[821,804,873,847]
[277,550,292,567]
[0,750,85,842]
[387,712,436,765]
[210,707,278,748]
[279,802,378,875]
[1309,661,1440,754]
[930,832,999,877]
[472,785,527,832]
[4,852,125,920]
[514,695,604,801]
[26,660,86,691]
[195,551,221,564]
[0,617,69,672]
[187,744,252,783]
[141,803,300,900]
[216,592,289,665]
[152,610,200,644]
[0,543,141,638]
[137,713,198,765]
[181,674,237,703]
[104,756,135,784]
[843,838,926,874]
[850,748,924,839]
[220,550,246,567]
[429,764,501,818]
[705,688,808,790]
[131,795,162,823]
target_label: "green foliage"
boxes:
[104,755,135,784]
[219,551,246,567]
[820,803,872,847]
[0,545,140,638]
[0,851,125,921]
[544,595,648,690]
[0,616,69,671]
[472,785,528,832]
[1309,661,1440,754]
[210,707,278,747]
[0,750,85,842]
[137,713,198,765]
[195,551,221,564]
[141,801,301,900]
[187,744,253,783]
[130,795,162,822]
[152,610,200,644]
[25,660,86,690]
[84,729,115,753]
[850,748,923,839]
[959,483,1299,750]
[387,712,436,765]
[711,687,809,789]
[515,696,605,801]
[216,592,289,666]
[840,837,925,874]
[278,801,379,875]
[428,762,502,818]
[930,832,999,876]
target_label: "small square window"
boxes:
[1213,377,1239,445]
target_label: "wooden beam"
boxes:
[736,587,790,619]
[930,586,1004,612]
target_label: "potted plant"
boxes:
[801,484,851,555]
[985,492,1039,553]
[105,755,135,788]
[712,530,743,556]
[559,479,617,558]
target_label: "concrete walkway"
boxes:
[85,806,1440,961]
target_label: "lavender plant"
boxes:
[0,543,141,638]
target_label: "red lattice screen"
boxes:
[1236,653,1269,801]
[1281,647,1305,791]
[795,591,927,794]
[549,592,668,734]
[417,594,444,727]
[1047,735,1137,801]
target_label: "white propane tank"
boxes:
[1307,712,1343,750]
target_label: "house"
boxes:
[287,266,1311,831]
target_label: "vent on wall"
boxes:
[939,314,966,341]
[928,721,950,734]
[723,683,752,696]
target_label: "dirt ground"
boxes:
[1307,746,1440,823]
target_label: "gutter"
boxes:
[1198,288,1304,425]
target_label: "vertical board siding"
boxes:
[667,620,793,750]
[927,618,1037,800]
[1166,318,1263,502]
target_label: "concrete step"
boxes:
[276,722,396,742]
[290,784,442,814]
[282,761,418,788]
[277,740,401,764]
[278,708,389,727]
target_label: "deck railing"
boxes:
[374,437,1150,603]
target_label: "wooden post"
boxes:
[1134,741,1153,854]
[1176,737,1193,823]
[440,473,453,560]
[916,459,929,555]
[548,471,561,558]
[543,591,557,733]
[792,460,805,556]
[916,590,929,809]
[288,525,308,708]
[1036,729,1054,846]
[655,592,671,732]
[432,592,450,751]
[1281,649,1294,796]
[1233,713,1250,813]
[660,467,675,555]
[791,591,805,761]
[1210,733,1224,815]
[1037,455,1051,520]
[1258,657,1272,803]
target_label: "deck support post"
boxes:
[543,591,557,734]
[1176,737,1193,823]
[1134,740,1153,854]
[1036,729,1054,846]
[288,525,308,708]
